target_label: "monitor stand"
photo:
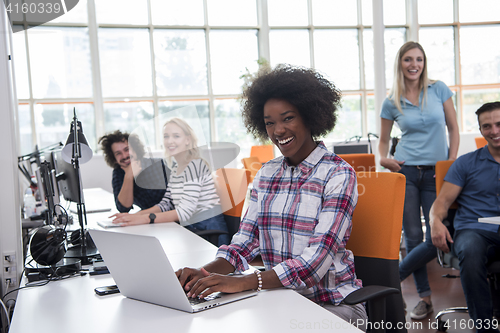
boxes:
[65,245,99,265]
[26,258,81,276]
[64,230,99,265]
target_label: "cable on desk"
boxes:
[54,204,70,230]
[1,270,82,303]
[6,299,15,327]
[2,256,84,303]
[3,280,9,296]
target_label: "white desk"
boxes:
[10,189,362,333]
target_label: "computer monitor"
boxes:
[199,142,240,169]
[332,142,370,155]
[43,150,56,172]
[53,149,82,203]
[34,159,62,224]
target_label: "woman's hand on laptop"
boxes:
[109,212,149,226]
[182,268,256,299]
[176,267,207,292]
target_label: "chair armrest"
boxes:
[193,229,228,237]
[437,248,446,267]
[342,285,400,305]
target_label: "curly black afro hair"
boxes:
[241,64,341,142]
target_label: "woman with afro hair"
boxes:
[176,64,367,330]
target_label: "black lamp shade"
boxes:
[61,121,93,164]
[30,225,67,266]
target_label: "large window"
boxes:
[28,27,93,99]
[11,0,500,162]
[417,0,500,131]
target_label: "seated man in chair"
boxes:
[430,101,500,333]
[99,130,168,212]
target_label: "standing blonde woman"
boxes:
[378,41,459,320]
[112,118,230,246]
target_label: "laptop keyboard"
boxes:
[188,292,222,305]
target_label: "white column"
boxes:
[372,0,386,136]
[0,7,24,296]
[87,0,105,142]
[407,0,419,42]
[257,0,270,63]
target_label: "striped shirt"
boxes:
[156,159,221,226]
[216,142,362,305]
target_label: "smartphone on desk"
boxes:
[94,285,120,296]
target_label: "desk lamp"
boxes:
[23,142,84,275]
[61,108,99,264]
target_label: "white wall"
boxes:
[80,143,241,193]
[457,132,481,158]
[80,154,113,193]
[0,8,24,296]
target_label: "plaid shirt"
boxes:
[217,142,362,305]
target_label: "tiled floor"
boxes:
[401,257,474,333]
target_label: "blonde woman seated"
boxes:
[111,118,230,246]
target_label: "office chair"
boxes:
[475,136,487,149]
[250,144,274,163]
[241,156,262,183]
[337,153,376,172]
[344,172,407,333]
[434,160,500,331]
[193,168,250,246]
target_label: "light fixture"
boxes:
[61,120,93,164]
[61,108,99,264]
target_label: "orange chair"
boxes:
[241,157,262,183]
[433,160,500,329]
[475,137,487,149]
[344,172,407,331]
[250,144,274,163]
[337,153,376,172]
[194,168,250,245]
[214,168,251,238]
[434,161,470,326]
[435,160,458,209]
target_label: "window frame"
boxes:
[12,0,500,156]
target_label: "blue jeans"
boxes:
[398,165,437,298]
[185,213,230,246]
[454,228,500,332]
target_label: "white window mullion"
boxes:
[257,0,270,63]
[308,0,314,69]
[407,0,418,41]
[87,0,105,145]
[454,27,463,130]
[203,0,216,143]
[359,31,367,136]
[22,29,37,150]
[453,0,462,130]
[147,0,160,149]
[358,0,367,136]
[372,0,386,136]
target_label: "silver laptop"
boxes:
[89,229,257,313]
